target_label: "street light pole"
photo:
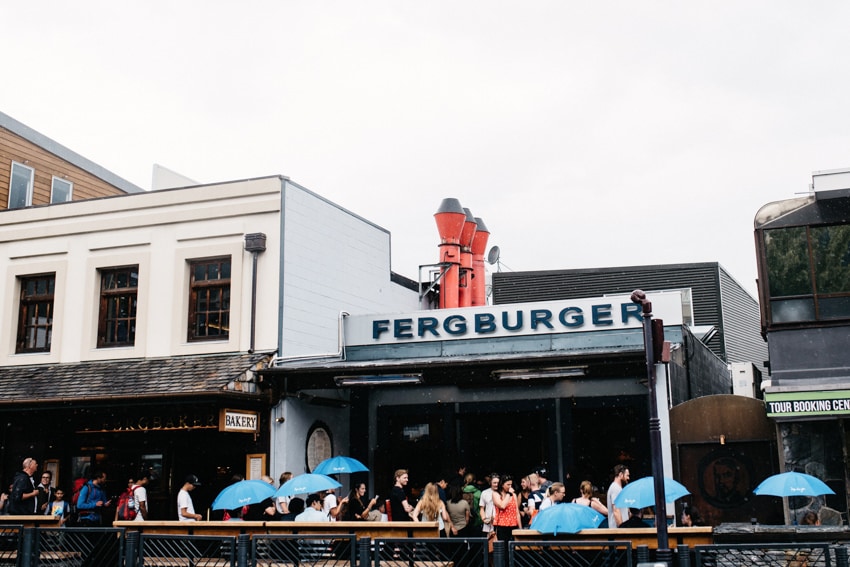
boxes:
[631,290,671,566]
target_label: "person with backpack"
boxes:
[116,473,150,522]
[76,471,111,526]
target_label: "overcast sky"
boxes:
[6,2,850,298]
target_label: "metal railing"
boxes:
[373,537,488,567]
[509,540,633,567]
[2,525,850,567]
[251,534,357,566]
[693,542,834,567]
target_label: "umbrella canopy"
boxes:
[275,473,341,498]
[614,476,690,509]
[753,471,835,498]
[211,480,276,511]
[531,503,604,535]
[313,456,369,476]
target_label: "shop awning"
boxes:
[0,351,275,407]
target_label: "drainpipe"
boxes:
[244,233,267,353]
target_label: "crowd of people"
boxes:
[0,457,155,526]
[3,456,705,534]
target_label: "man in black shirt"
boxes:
[389,469,414,521]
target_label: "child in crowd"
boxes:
[46,488,71,526]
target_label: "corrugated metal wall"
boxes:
[491,262,767,375]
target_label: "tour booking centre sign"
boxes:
[765,390,850,419]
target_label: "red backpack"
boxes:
[116,485,140,521]
[71,478,87,509]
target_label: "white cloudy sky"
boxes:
[5,1,850,297]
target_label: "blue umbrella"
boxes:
[211,480,276,510]
[753,471,835,497]
[531,503,604,535]
[313,456,369,475]
[275,473,342,498]
[614,476,690,509]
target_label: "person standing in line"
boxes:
[492,475,521,543]
[478,473,499,538]
[445,484,469,536]
[537,482,566,511]
[535,467,552,493]
[389,469,414,521]
[412,482,453,537]
[177,475,202,521]
[76,470,111,526]
[525,473,544,519]
[276,471,292,515]
[461,473,482,533]
[46,488,71,526]
[606,465,631,528]
[36,470,55,514]
[295,494,329,522]
[133,473,151,521]
[10,458,40,514]
[571,480,608,517]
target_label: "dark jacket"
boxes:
[9,471,36,514]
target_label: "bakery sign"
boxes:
[219,409,260,433]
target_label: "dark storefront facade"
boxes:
[0,351,274,520]
[265,292,731,497]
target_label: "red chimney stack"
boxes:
[458,208,478,308]
[433,198,466,309]
[470,216,490,306]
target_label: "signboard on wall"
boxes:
[765,390,850,419]
[345,292,685,346]
[219,409,260,433]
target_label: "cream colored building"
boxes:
[0,174,418,517]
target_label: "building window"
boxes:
[16,274,55,353]
[764,225,850,324]
[50,177,73,203]
[9,162,34,209]
[188,257,231,341]
[98,266,138,348]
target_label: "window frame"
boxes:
[97,266,139,348]
[187,257,231,342]
[16,273,56,353]
[9,161,35,209]
[763,224,850,326]
[50,176,74,203]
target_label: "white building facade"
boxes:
[0,175,417,517]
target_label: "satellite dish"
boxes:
[487,246,501,265]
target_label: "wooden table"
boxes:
[0,515,63,528]
[114,520,440,540]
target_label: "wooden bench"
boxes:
[512,526,714,548]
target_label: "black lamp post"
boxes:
[630,290,671,566]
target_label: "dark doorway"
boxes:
[375,399,556,494]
